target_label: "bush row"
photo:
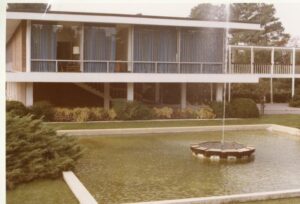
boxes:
[7,97,259,122]
[289,95,300,107]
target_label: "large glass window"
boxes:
[134,26,177,73]
[84,25,128,72]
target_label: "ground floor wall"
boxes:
[5,82,225,108]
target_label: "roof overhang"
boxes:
[6,72,260,83]
[6,11,262,30]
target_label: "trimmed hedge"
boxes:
[289,95,300,107]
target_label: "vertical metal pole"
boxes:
[210,83,213,102]
[177,28,181,73]
[270,78,273,104]
[292,47,296,97]
[107,61,109,72]
[271,47,274,75]
[228,83,231,102]
[228,45,232,73]
[80,24,84,72]
[251,46,254,74]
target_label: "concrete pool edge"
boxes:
[57,124,300,136]
[127,189,300,204]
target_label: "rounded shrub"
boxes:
[229,98,259,118]
[6,100,29,117]
[29,101,54,121]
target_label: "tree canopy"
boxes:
[190,3,290,46]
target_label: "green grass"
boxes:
[6,179,77,204]
[237,197,300,204]
[46,114,300,130]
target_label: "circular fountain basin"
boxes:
[190,141,255,160]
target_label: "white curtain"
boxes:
[84,25,116,72]
[31,24,57,72]
[134,26,177,73]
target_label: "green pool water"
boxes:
[75,130,300,203]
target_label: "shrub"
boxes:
[53,108,74,122]
[229,98,259,118]
[153,107,173,119]
[289,95,300,107]
[194,107,216,119]
[29,101,54,121]
[113,99,153,120]
[6,100,29,117]
[6,113,82,189]
[210,101,231,118]
[73,108,90,122]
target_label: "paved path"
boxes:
[258,103,300,115]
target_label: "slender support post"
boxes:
[228,46,232,73]
[107,62,109,72]
[155,83,160,104]
[155,62,158,73]
[127,26,134,72]
[228,83,231,102]
[25,82,33,106]
[26,20,31,72]
[216,83,223,102]
[180,83,187,109]
[292,47,296,97]
[210,83,213,102]
[270,78,273,104]
[127,83,134,101]
[104,83,110,110]
[177,28,181,73]
[271,48,274,75]
[80,24,84,72]
[251,46,254,74]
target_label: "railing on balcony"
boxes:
[31,59,224,74]
[230,63,294,74]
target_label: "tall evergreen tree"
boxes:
[190,3,290,46]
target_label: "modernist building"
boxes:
[5,7,300,109]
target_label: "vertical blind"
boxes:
[31,24,57,72]
[134,26,177,73]
[84,25,116,72]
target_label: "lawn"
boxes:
[46,114,300,130]
[6,179,77,204]
[239,197,300,204]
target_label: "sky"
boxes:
[7,1,300,38]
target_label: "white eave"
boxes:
[6,11,262,30]
[6,72,260,83]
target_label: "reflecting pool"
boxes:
[75,130,300,203]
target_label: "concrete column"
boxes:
[104,83,110,110]
[216,83,223,102]
[26,20,31,72]
[25,82,33,106]
[155,83,160,103]
[127,83,134,101]
[181,83,187,109]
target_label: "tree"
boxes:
[6,113,82,189]
[190,3,290,46]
